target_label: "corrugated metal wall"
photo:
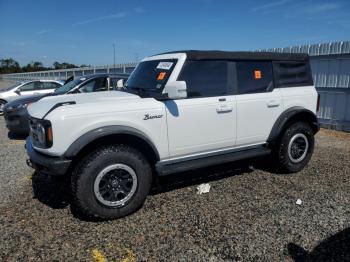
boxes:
[262,42,350,132]
[311,57,350,88]
[261,41,350,56]
[310,56,350,132]
[316,88,350,131]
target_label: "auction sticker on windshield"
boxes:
[157,62,173,70]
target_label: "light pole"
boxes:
[113,43,116,71]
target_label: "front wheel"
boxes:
[71,145,152,220]
[275,122,315,173]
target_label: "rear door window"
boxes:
[236,61,274,94]
[273,61,313,88]
[42,82,61,90]
[178,60,228,98]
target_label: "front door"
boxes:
[165,60,236,158]
[19,81,41,96]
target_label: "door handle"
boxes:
[267,100,280,108]
[216,105,233,113]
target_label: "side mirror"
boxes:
[163,81,187,100]
[116,79,124,89]
[15,89,21,95]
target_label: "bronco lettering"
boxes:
[143,114,163,120]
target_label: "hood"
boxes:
[8,94,45,105]
[0,90,12,97]
[27,91,140,119]
[0,82,23,94]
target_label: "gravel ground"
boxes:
[0,115,350,261]
[0,80,17,90]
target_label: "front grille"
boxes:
[6,115,17,122]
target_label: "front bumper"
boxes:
[26,137,71,176]
[4,108,30,135]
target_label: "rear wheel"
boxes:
[275,122,314,173]
[71,144,152,220]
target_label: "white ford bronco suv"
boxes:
[26,51,319,219]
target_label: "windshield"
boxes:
[4,83,22,91]
[54,78,84,94]
[125,59,177,93]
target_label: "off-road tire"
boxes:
[71,144,152,220]
[276,121,314,173]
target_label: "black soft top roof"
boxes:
[159,50,309,61]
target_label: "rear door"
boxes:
[235,61,283,146]
[165,60,237,158]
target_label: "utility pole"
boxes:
[113,43,116,70]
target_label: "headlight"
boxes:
[29,118,53,148]
[7,103,29,110]
[36,122,47,145]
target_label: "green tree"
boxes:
[0,58,82,74]
[53,61,62,69]
[53,61,77,69]
[32,61,43,70]
[22,61,46,72]
[0,58,21,74]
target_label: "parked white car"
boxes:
[26,51,320,220]
[0,80,63,115]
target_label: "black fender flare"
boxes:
[64,125,160,160]
[267,107,319,143]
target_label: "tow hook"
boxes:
[26,159,33,168]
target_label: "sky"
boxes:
[0,0,349,67]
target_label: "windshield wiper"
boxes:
[129,87,160,92]
[127,86,161,98]
[126,86,142,96]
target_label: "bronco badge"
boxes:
[143,114,163,120]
